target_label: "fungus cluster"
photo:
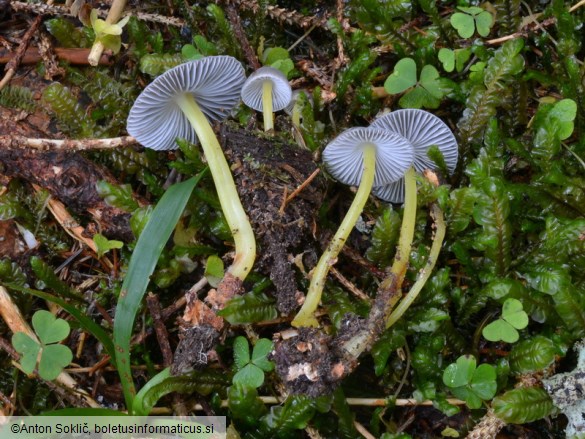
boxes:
[126,55,458,334]
[292,109,458,328]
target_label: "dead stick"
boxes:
[0,135,138,151]
[225,2,261,70]
[0,48,113,65]
[282,168,321,211]
[0,16,42,92]
[146,292,173,367]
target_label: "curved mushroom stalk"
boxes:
[127,56,256,282]
[292,127,414,328]
[293,144,377,328]
[175,94,255,280]
[241,66,292,132]
[368,109,457,326]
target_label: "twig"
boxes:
[353,421,376,439]
[88,0,127,66]
[0,47,113,65]
[333,0,349,71]
[10,2,185,26]
[235,0,332,29]
[150,396,466,413]
[146,292,173,367]
[37,29,66,80]
[465,409,506,439]
[330,266,371,303]
[280,168,320,212]
[485,17,555,45]
[225,2,260,70]
[0,286,100,408]
[0,135,138,151]
[31,184,99,254]
[569,0,585,11]
[0,16,42,92]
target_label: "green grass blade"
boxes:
[114,174,202,412]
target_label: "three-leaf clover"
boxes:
[232,337,274,388]
[483,298,529,343]
[90,9,130,54]
[438,48,472,73]
[443,355,497,409]
[12,310,73,380]
[182,35,219,60]
[450,7,494,39]
[384,58,447,109]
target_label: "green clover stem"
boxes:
[262,80,274,131]
[292,144,377,327]
[177,93,256,281]
[386,202,446,328]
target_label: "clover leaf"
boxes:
[232,337,274,389]
[483,298,529,343]
[262,47,295,78]
[384,58,448,109]
[90,9,130,54]
[443,355,497,409]
[93,233,123,259]
[204,255,225,288]
[182,35,218,60]
[12,310,73,380]
[450,7,494,39]
[547,98,577,140]
[438,48,472,73]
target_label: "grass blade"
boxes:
[114,173,203,412]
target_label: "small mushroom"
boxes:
[241,66,292,132]
[127,56,256,282]
[370,109,458,203]
[292,127,414,328]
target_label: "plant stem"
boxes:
[87,0,127,66]
[386,203,446,328]
[262,80,274,131]
[292,144,376,327]
[177,94,256,281]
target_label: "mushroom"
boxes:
[241,66,292,132]
[127,55,256,282]
[370,109,458,203]
[292,127,414,328]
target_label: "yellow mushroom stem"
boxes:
[292,144,377,327]
[386,202,446,328]
[262,80,274,132]
[176,93,256,281]
[379,167,417,293]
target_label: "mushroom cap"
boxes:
[127,55,246,150]
[370,109,458,203]
[241,66,292,112]
[322,127,414,187]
